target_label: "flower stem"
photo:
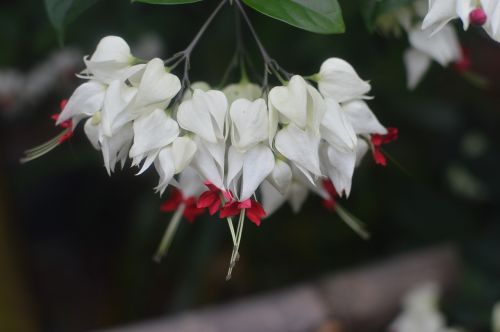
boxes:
[153,203,186,262]
[220,194,237,245]
[226,209,245,280]
[166,0,228,70]
[165,0,228,106]
[234,0,291,89]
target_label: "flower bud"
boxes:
[469,8,487,26]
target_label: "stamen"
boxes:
[154,203,186,262]
[335,203,371,240]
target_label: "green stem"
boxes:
[153,203,186,262]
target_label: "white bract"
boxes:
[404,24,461,89]
[83,36,145,84]
[422,0,500,42]
[26,35,395,247]
[317,58,371,103]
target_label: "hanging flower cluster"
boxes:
[23,1,397,279]
[377,0,465,89]
[375,0,500,89]
[422,0,500,41]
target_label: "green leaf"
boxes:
[361,0,414,31]
[45,0,100,43]
[131,0,204,4]
[241,0,345,34]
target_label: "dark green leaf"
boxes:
[131,0,204,4]
[45,0,100,43]
[241,0,345,34]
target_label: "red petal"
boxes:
[322,179,338,200]
[57,129,73,144]
[208,199,222,215]
[246,203,266,226]
[246,211,261,226]
[60,99,68,110]
[238,199,252,209]
[204,181,220,193]
[197,191,217,209]
[372,148,387,166]
[322,199,336,211]
[220,201,240,219]
[383,127,398,143]
[183,205,204,223]
[222,190,234,202]
[160,189,183,212]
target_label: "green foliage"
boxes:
[131,0,204,4]
[44,0,100,43]
[361,0,414,31]
[241,0,345,34]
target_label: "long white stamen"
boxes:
[336,203,371,240]
[226,208,245,280]
[154,203,186,262]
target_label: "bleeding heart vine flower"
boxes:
[316,58,371,103]
[404,25,462,89]
[82,36,145,84]
[223,81,262,104]
[22,0,398,280]
[422,0,500,42]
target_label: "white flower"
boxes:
[266,159,293,195]
[224,97,275,200]
[84,119,134,175]
[355,139,370,167]
[181,81,211,102]
[172,166,205,198]
[404,24,461,89]
[132,58,181,115]
[260,179,309,216]
[268,75,325,135]
[229,98,269,152]
[129,108,180,173]
[421,0,500,42]
[83,36,145,84]
[320,98,357,152]
[177,89,228,143]
[154,136,197,194]
[342,100,387,135]
[57,80,106,126]
[275,123,322,181]
[226,144,275,201]
[317,58,371,103]
[320,143,356,197]
[223,81,261,104]
[99,80,138,137]
[483,1,500,41]
[191,138,226,189]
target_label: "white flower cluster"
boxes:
[49,36,393,224]
[390,0,463,89]
[423,0,500,41]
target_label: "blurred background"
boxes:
[1,0,500,331]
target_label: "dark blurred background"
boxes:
[1,0,500,331]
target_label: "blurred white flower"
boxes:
[404,24,461,89]
[422,0,500,42]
